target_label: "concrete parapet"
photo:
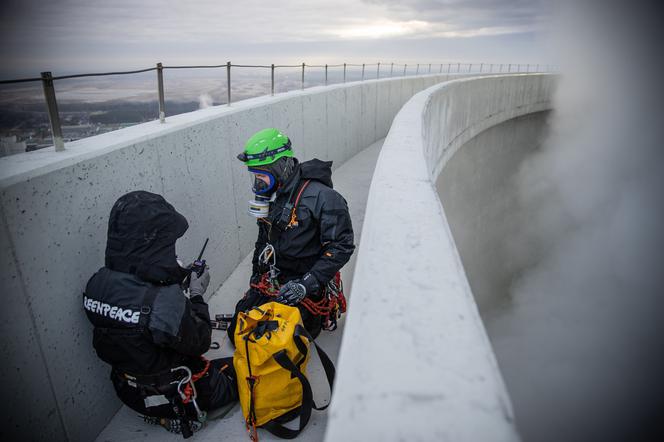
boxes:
[326,74,557,441]
[0,73,464,441]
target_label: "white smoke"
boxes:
[500,1,664,440]
[198,93,214,109]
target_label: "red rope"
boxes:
[250,272,346,329]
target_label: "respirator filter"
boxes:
[248,194,274,218]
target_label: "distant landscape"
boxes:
[0,66,367,156]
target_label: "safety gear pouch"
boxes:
[233,302,334,439]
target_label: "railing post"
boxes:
[301,63,305,90]
[526,64,530,73]
[156,63,165,123]
[446,63,451,78]
[468,63,472,73]
[480,63,483,73]
[403,64,407,76]
[40,71,65,152]
[325,64,328,86]
[390,62,394,76]
[489,64,493,73]
[508,63,512,73]
[457,62,460,72]
[271,64,275,95]
[416,63,419,75]
[226,61,231,106]
[439,63,443,73]
[536,64,540,72]
[343,63,347,83]
[428,63,431,73]
[377,62,380,79]
[361,64,365,81]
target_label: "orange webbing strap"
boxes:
[295,179,310,202]
[287,180,311,227]
[182,357,211,404]
[245,375,259,442]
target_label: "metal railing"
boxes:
[0,61,556,152]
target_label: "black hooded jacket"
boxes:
[84,191,211,376]
[252,159,355,286]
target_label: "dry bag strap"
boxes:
[262,325,335,439]
[263,350,315,439]
[293,325,335,411]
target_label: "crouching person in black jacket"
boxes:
[83,191,237,436]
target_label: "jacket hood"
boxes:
[276,158,334,201]
[105,191,189,285]
[300,159,333,188]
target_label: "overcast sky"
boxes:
[0,0,552,78]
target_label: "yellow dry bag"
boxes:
[233,302,334,440]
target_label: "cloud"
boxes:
[361,0,549,31]
[494,0,664,439]
[0,0,551,76]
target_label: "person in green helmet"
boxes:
[231,128,355,338]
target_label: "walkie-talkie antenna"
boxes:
[183,238,210,288]
[197,238,209,261]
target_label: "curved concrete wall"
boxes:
[436,111,552,312]
[0,73,469,441]
[326,74,556,441]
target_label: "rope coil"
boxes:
[250,272,346,331]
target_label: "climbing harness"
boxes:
[251,178,347,329]
[120,357,211,439]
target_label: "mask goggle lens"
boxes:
[249,168,276,195]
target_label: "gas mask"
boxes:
[248,168,277,218]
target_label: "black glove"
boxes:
[275,273,320,306]
[275,281,306,306]
[301,273,320,294]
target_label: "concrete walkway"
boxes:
[95,138,384,442]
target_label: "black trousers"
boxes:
[112,357,238,420]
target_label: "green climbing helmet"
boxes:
[237,128,293,167]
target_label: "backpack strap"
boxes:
[138,286,159,328]
[262,324,335,439]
